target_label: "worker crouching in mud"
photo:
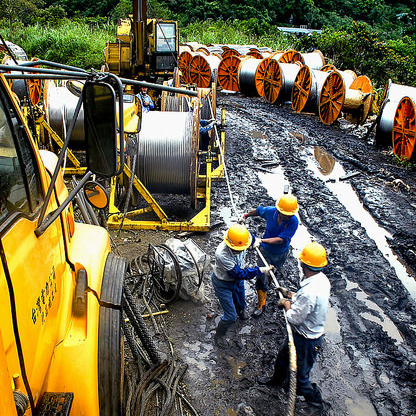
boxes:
[211,224,274,349]
[258,242,330,415]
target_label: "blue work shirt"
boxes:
[256,206,298,255]
[136,92,155,113]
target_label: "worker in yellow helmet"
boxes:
[241,194,299,316]
[211,223,274,349]
[258,242,330,415]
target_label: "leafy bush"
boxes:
[296,21,416,88]
[2,21,115,69]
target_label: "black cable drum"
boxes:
[238,58,262,96]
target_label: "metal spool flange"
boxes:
[254,57,273,97]
[263,59,283,104]
[178,51,197,84]
[321,64,337,72]
[292,65,313,112]
[221,48,240,59]
[392,96,416,161]
[278,49,302,64]
[189,55,220,88]
[217,55,242,92]
[318,70,345,125]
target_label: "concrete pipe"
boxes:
[376,80,416,147]
[392,96,416,161]
[189,54,221,88]
[263,61,302,104]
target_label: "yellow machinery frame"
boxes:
[106,106,225,231]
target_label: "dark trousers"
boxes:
[272,331,323,405]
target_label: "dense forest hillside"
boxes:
[0,0,414,88]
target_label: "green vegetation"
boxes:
[0,0,414,88]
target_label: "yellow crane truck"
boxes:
[0,71,128,415]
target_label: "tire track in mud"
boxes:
[207,95,416,415]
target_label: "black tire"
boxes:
[98,253,126,416]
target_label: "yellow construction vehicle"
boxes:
[0,69,129,415]
[104,0,178,81]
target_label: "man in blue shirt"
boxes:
[136,86,155,113]
[212,223,273,348]
[242,194,299,316]
[258,242,330,415]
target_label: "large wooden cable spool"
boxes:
[221,48,240,59]
[263,61,301,104]
[189,54,220,88]
[292,68,331,113]
[321,63,337,72]
[238,58,263,96]
[299,50,326,70]
[376,80,416,146]
[178,51,198,84]
[135,111,200,206]
[278,49,302,64]
[254,57,273,97]
[217,55,247,92]
[247,50,271,59]
[318,70,346,125]
[1,56,42,105]
[392,96,416,161]
[343,75,374,125]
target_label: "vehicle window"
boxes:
[156,23,176,53]
[0,90,43,221]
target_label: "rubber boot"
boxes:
[253,290,267,317]
[214,320,229,349]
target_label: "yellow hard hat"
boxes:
[299,242,328,268]
[276,195,299,216]
[224,224,252,251]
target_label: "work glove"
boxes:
[259,264,273,274]
[238,214,246,224]
[252,238,261,249]
[277,298,289,310]
[277,286,290,298]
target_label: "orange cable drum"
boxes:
[178,51,197,84]
[189,54,220,88]
[278,49,302,64]
[263,59,283,104]
[292,66,313,112]
[254,57,273,97]
[318,70,346,125]
[217,55,243,92]
[321,64,337,72]
[392,96,416,161]
[221,48,240,59]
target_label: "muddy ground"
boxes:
[112,92,416,416]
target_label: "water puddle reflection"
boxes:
[304,146,416,299]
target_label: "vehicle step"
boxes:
[38,392,73,416]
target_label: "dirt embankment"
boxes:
[116,92,416,416]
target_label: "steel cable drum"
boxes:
[299,50,326,70]
[238,58,262,96]
[45,81,85,146]
[376,81,416,146]
[392,96,416,161]
[136,112,196,195]
[292,67,330,113]
[344,75,374,125]
[178,51,198,84]
[189,54,221,88]
[218,55,248,92]
[254,56,276,97]
[318,70,346,125]
[263,61,301,104]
